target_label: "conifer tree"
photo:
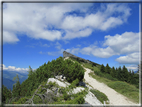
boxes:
[2,85,12,103]
[130,70,136,84]
[28,66,33,77]
[100,64,105,73]
[115,67,118,79]
[110,66,115,78]
[12,74,21,97]
[122,65,129,82]
[127,69,132,83]
[105,63,111,74]
[117,66,122,81]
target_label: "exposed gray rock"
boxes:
[84,91,102,105]
[47,78,70,88]
[46,89,53,94]
[79,81,87,87]
[63,51,100,66]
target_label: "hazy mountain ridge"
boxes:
[2,70,28,90]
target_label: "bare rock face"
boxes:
[63,51,77,58]
[63,51,99,66]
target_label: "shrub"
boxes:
[73,95,85,104]
[63,91,71,101]
[14,97,26,104]
[90,89,109,104]
[69,79,79,89]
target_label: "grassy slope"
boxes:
[69,57,139,104]
[89,72,139,103]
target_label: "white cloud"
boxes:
[55,42,62,50]
[63,28,92,40]
[47,49,64,56]
[61,3,131,32]
[3,31,19,44]
[62,31,140,64]
[1,64,29,73]
[3,3,131,44]
[100,17,123,31]
[116,52,139,64]
[103,32,139,54]
[70,48,80,55]
[126,64,138,71]
[81,46,96,55]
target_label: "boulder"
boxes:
[79,81,86,87]
[47,78,70,88]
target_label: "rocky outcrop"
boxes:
[63,51,100,66]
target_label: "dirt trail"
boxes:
[84,67,138,106]
[64,57,139,105]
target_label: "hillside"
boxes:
[2,57,90,105]
[2,52,139,106]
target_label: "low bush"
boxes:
[69,79,79,89]
[14,97,26,104]
[90,89,109,104]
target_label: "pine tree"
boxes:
[100,64,105,73]
[117,66,122,81]
[12,74,21,97]
[122,65,129,82]
[127,69,132,83]
[115,67,118,79]
[28,66,33,77]
[130,70,135,84]
[110,66,115,78]
[2,85,12,103]
[105,63,111,74]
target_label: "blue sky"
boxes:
[2,3,140,73]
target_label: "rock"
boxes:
[84,91,102,105]
[55,75,66,81]
[63,51,100,66]
[68,87,85,95]
[71,97,74,100]
[47,78,70,88]
[86,84,93,90]
[46,89,53,94]
[79,81,86,87]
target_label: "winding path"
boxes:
[64,57,139,106]
[84,67,139,106]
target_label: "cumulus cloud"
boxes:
[3,31,19,44]
[1,64,29,73]
[116,52,139,64]
[62,28,92,40]
[126,64,138,71]
[47,49,64,56]
[103,32,139,54]
[3,3,131,44]
[55,42,62,50]
[46,31,139,62]
[62,31,140,64]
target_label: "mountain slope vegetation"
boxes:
[2,56,140,105]
[68,57,139,103]
[2,57,85,104]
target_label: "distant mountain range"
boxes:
[2,70,28,90]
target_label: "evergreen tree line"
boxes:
[100,63,139,88]
[2,57,85,104]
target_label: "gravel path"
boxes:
[84,67,139,106]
